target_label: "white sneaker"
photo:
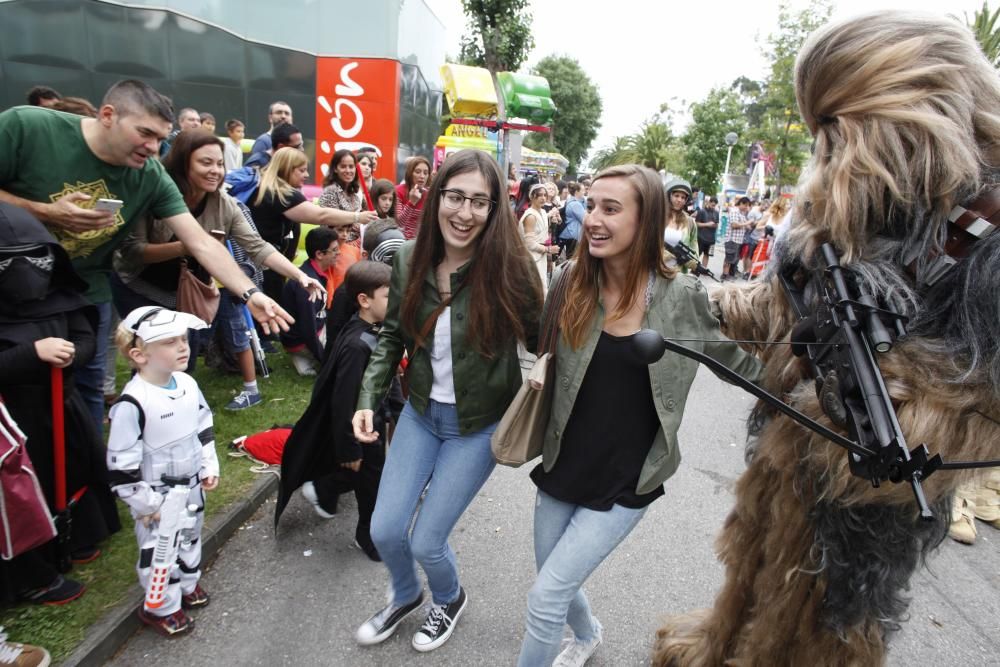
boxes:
[290,351,317,376]
[553,618,603,667]
[300,482,335,519]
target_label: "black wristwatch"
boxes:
[240,287,261,304]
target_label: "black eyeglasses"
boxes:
[440,189,494,217]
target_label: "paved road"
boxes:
[108,362,1000,666]
[109,258,1000,666]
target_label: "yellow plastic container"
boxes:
[441,64,498,117]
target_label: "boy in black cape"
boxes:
[275,259,400,561]
[0,203,121,604]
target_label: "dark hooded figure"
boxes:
[0,203,121,605]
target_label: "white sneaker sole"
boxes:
[355,599,423,646]
[411,596,467,652]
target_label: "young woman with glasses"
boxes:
[351,149,543,654]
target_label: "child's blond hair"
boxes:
[114,322,146,367]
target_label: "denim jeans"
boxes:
[369,399,497,607]
[517,490,647,667]
[74,300,113,438]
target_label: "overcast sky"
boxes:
[423,0,986,163]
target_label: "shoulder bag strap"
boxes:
[538,262,574,356]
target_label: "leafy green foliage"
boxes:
[681,88,747,193]
[588,0,832,193]
[751,0,832,190]
[965,2,1000,67]
[0,350,313,661]
[587,115,685,175]
[458,0,535,73]
[522,55,602,174]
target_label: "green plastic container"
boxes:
[495,72,556,124]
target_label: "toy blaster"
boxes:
[665,240,720,283]
[144,475,198,610]
[242,304,270,378]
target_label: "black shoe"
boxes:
[355,593,424,646]
[354,531,382,562]
[260,340,278,354]
[71,546,101,564]
[20,574,86,605]
[411,587,467,652]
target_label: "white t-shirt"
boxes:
[429,306,457,404]
[663,226,684,246]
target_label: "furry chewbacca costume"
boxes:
[653,11,1000,666]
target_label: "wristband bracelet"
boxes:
[240,286,261,304]
[354,211,360,224]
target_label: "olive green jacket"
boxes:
[357,241,541,434]
[541,268,764,495]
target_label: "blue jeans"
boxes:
[369,399,497,607]
[75,301,113,438]
[517,490,647,667]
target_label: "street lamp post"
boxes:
[723,131,738,189]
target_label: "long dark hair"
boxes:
[322,149,359,195]
[514,172,539,218]
[370,178,397,218]
[161,129,224,198]
[400,150,542,356]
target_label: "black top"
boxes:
[247,188,307,247]
[531,331,665,511]
[279,259,327,361]
[695,208,720,243]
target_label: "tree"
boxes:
[753,0,832,191]
[523,55,602,173]
[681,87,747,193]
[458,0,535,74]
[965,2,1000,67]
[589,135,638,172]
[588,113,685,174]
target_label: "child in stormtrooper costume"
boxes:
[107,306,220,637]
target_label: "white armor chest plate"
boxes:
[121,373,203,484]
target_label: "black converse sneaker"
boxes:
[354,593,424,646]
[411,587,467,652]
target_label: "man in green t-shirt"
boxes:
[0,79,311,434]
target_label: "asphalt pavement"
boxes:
[108,265,1000,667]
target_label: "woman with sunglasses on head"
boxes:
[248,148,376,305]
[520,183,560,293]
[516,165,762,666]
[351,149,543,653]
[396,156,431,240]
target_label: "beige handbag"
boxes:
[491,264,572,467]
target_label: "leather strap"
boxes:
[919,186,1000,285]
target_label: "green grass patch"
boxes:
[1,348,312,662]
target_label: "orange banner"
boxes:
[315,57,401,185]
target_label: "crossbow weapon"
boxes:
[634,242,1000,520]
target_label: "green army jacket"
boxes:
[357,241,541,434]
[541,267,764,495]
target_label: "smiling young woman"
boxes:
[516,164,764,666]
[110,130,322,408]
[351,149,543,654]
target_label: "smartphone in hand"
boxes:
[94,198,124,214]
